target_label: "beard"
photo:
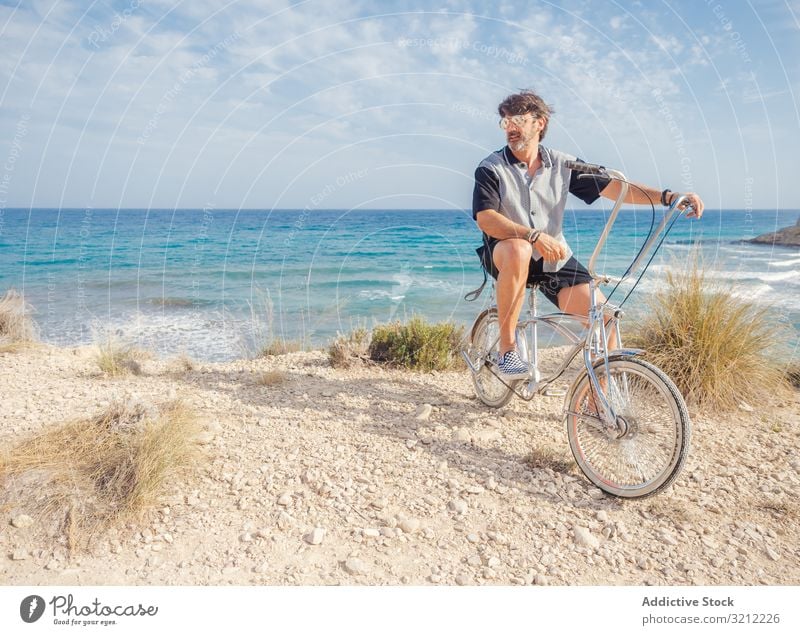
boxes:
[508,131,534,152]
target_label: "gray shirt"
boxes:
[472,145,609,272]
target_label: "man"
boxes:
[473,90,704,378]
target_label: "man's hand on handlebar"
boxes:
[672,191,704,219]
[533,233,567,262]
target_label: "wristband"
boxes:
[530,230,541,244]
[660,189,672,206]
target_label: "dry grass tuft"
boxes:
[631,254,791,411]
[93,333,151,376]
[259,339,305,356]
[0,399,203,554]
[328,327,370,368]
[256,369,287,386]
[0,288,38,350]
[171,353,196,372]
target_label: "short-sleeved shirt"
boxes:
[472,144,610,272]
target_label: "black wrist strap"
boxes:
[661,189,672,206]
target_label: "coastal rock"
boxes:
[747,217,800,247]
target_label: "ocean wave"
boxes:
[147,296,213,308]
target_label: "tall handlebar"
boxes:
[565,160,691,281]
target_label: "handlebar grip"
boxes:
[565,160,607,176]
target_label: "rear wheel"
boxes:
[565,356,690,498]
[468,309,517,408]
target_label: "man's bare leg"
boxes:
[492,239,532,355]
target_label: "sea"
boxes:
[1,207,798,361]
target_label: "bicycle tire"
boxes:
[565,355,690,498]
[469,308,517,408]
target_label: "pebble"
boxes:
[399,519,420,534]
[455,574,471,586]
[304,528,325,545]
[363,528,381,538]
[11,514,34,529]
[467,555,482,566]
[534,574,549,586]
[765,548,780,562]
[471,429,501,443]
[659,531,679,546]
[414,404,433,421]
[277,512,294,530]
[596,511,609,523]
[466,533,480,543]
[277,493,292,506]
[370,498,388,510]
[574,527,600,549]
[344,557,367,575]
[12,549,28,561]
[453,428,471,442]
[449,499,468,514]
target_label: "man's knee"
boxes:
[493,239,532,273]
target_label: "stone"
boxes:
[574,527,599,549]
[12,549,28,561]
[344,557,367,575]
[363,528,380,538]
[277,493,292,506]
[11,514,34,529]
[414,404,433,421]
[277,512,294,530]
[304,528,325,545]
[455,573,471,586]
[472,429,501,443]
[399,519,420,534]
[449,499,468,514]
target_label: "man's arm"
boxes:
[600,180,705,218]
[476,210,567,262]
[475,209,532,241]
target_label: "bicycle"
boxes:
[462,161,691,498]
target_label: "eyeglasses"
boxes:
[499,114,534,130]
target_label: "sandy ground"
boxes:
[1,343,799,586]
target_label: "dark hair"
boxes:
[498,90,555,139]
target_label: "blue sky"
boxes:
[0,0,798,210]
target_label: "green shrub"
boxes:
[631,254,791,410]
[368,317,465,371]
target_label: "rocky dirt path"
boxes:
[2,345,798,586]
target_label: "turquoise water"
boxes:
[0,208,798,360]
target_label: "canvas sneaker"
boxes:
[496,349,530,380]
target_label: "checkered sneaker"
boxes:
[496,349,530,379]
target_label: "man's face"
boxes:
[500,113,543,151]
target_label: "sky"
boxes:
[0,0,798,211]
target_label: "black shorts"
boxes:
[477,240,593,308]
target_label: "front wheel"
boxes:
[565,356,690,498]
